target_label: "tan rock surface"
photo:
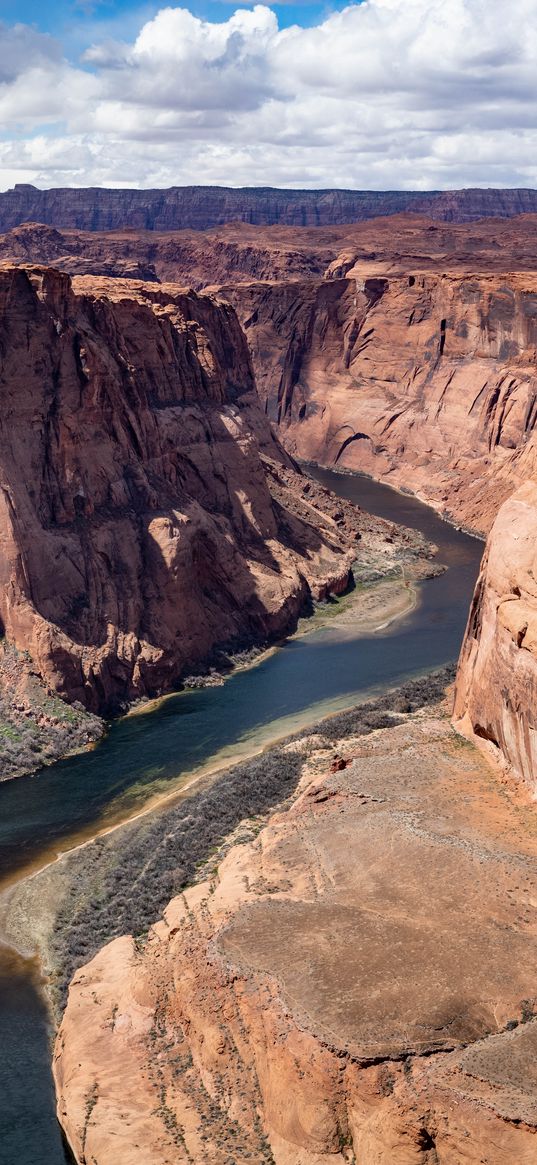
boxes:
[455,478,537,791]
[4,212,537,291]
[54,714,537,1163]
[1,264,426,715]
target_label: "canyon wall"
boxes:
[0,265,366,714]
[3,216,537,539]
[455,480,537,792]
[225,268,537,534]
[3,185,537,234]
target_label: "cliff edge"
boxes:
[455,479,537,792]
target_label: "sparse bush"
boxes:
[49,667,454,1011]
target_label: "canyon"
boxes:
[2,203,537,1165]
[0,264,413,720]
[3,215,537,535]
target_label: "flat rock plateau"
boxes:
[52,684,537,1164]
[3,184,537,234]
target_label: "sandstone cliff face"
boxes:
[3,185,537,234]
[455,480,537,792]
[54,712,537,1164]
[0,265,361,714]
[225,269,537,534]
[4,217,537,537]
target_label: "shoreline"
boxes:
[0,576,419,925]
[301,460,487,542]
[1,667,456,1017]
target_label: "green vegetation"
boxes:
[0,643,102,781]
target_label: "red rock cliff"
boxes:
[225,269,537,534]
[454,480,537,792]
[0,266,360,713]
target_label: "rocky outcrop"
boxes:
[0,222,338,288]
[4,214,537,292]
[225,269,537,534]
[53,709,537,1163]
[0,265,431,716]
[3,185,537,234]
[454,479,537,792]
[0,266,345,714]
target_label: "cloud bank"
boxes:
[1,0,537,189]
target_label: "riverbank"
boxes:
[0,466,484,1165]
[0,576,417,783]
[54,671,537,1165]
[0,643,103,784]
[0,463,437,784]
[126,573,423,722]
[0,667,455,1018]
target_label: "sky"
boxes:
[1,0,537,190]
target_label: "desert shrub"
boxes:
[50,667,454,1010]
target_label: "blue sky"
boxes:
[1,0,339,43]
[0,0,536,191]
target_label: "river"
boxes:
[0,469,483,1165]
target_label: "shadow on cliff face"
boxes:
[0,267,356,717]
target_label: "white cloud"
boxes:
[1,0,537,189]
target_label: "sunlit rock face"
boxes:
[225,268,537,536]
[54,715,537,1164]
[455,479,537,792]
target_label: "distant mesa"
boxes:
[2,183,537,232]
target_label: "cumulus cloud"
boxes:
[1,0,537,189]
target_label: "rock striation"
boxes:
[455,479,537,792]
[54,708,537,1163]
[3,215,537,536]
[4,216,537,536]
[0,265,429,716]
[225,267,537,534]
[3,185,537,234]
[4,213,537,291]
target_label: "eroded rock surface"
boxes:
[3,184,537,234]
[455,479,537,791]
[0,265,429,716]
[4,216,537,535]
[54,713,537,1163]
[4,213,537,292]
[225,268,537,534]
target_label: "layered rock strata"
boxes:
[455,479,537,792]
[224,268,537,534]
[3,217,537,536]
[4,213,537,291]
[3,184,537,234]
[0,265,429,715]
[54,709,537,1164]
